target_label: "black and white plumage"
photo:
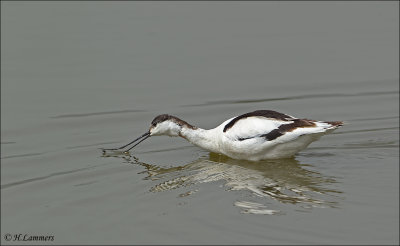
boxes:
[103,110,343,161]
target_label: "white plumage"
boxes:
[103,110,343,161]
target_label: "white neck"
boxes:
[180,127,220,154]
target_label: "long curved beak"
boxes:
[103,131,150,152]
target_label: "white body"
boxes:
[177,116,339,161]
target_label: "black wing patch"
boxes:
[237,119,317,141]
[261,129,284,141]
[223,110,294,133]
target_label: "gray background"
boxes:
[1,2,399,244]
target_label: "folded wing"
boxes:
[222,110,342,143]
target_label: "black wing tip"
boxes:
[326,121,344,127]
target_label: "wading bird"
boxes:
[103,110,343,161]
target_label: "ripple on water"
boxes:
[234,201,281,215]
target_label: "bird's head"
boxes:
[149,114,182,137]
[102,114,196,154]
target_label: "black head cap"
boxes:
[151,114,172,126]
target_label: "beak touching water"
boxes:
[102,131,151,153]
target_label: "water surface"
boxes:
[1,2,399,244]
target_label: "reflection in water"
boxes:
[105,152,342,215]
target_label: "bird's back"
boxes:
[215,110,342,160]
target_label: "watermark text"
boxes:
[4,233,54,242]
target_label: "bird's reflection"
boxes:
[105,151,342,214]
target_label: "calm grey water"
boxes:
[1,2,399,245]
